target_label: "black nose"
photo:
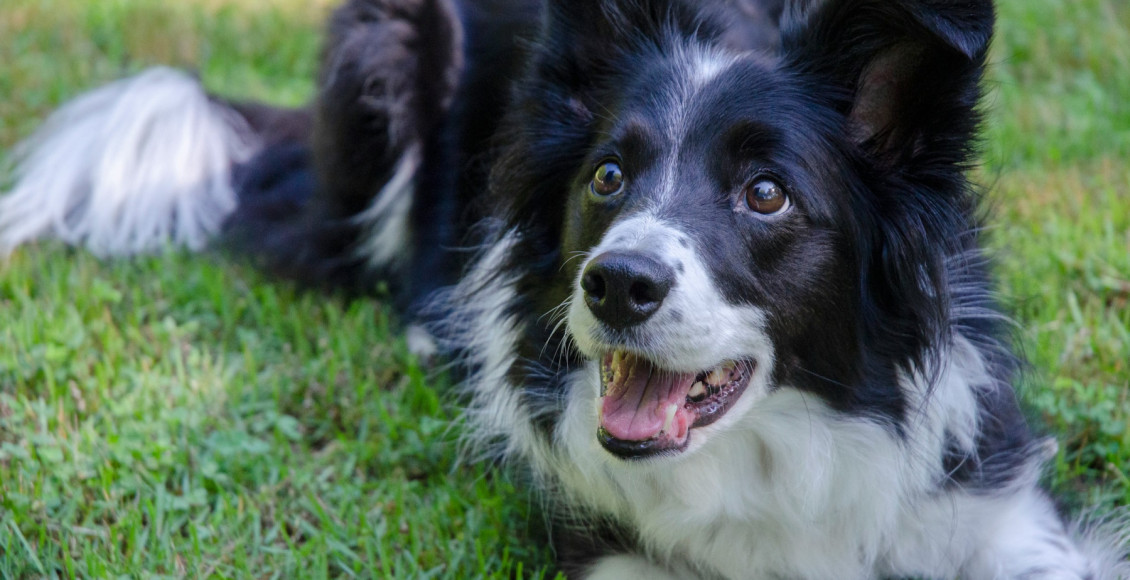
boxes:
[581,251,675,329]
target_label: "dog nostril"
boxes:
[582,271,606,300]
[629,280,661,306]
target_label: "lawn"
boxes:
[0,0,1127,577]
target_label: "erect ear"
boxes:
[782,0,994,164]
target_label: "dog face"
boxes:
[559,50,858,457]
[488,0,993,462]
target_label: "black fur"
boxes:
[226,0,537,309]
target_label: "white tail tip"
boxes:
[0,67,257,257]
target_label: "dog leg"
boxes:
[224,0,466,294]
[312,0,463,219]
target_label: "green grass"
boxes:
[987,0,1130,507]
[0,247,555,578]
[0,0,1127,577]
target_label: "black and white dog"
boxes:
[1,0,1127,577]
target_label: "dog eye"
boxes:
[744,178,790,215]
[591,160,625,197]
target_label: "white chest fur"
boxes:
[539,339,1085,579]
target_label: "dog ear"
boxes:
[779,0,995,378]
[782,0,994,165]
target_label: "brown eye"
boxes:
[591,160,625,197]
[744,178,790,215]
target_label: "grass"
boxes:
[0,0,1127,577]
[0,249,553,578]
[986,0,1130,507]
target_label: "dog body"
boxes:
[1,0,1127,577]
[441,4,1114,576]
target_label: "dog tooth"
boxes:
[662,403,678,434]
[688,381,707,399]
[706,366,729,385]
[607,351,622,385]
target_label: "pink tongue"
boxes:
[600,353,694,443]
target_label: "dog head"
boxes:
[486,0,994,462]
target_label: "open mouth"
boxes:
[598,351,754,459]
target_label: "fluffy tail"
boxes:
[0,67,308,257]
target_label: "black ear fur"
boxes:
[779,0,996,395]
[782,0,994,166]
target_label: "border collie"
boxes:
[1,0,1127,577]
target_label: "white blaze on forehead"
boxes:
[690,51,736,87]
[656,48,739,204]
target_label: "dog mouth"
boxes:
[597,351,754,460]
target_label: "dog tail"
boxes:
[0,67,309,257]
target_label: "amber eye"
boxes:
[744,178,790,215]
[591,160,625,197]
